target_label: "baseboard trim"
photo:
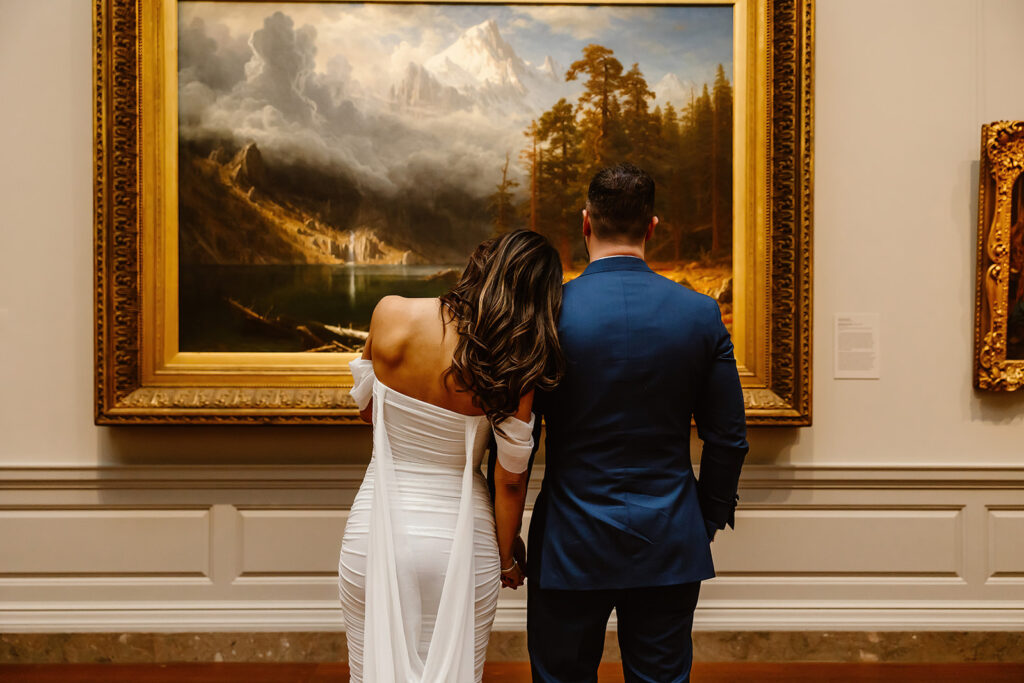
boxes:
[2,464,1024,490]
[3,603,1023,633]
[691,606,1024,631]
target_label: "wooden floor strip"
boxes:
[1,662,1024,682]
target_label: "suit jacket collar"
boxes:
[579,256,653,277]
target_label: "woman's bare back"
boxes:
[365,296,484,416]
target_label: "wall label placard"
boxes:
[834,313,880,379]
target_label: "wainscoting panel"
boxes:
[1,465,1023,632]
[988,508,1024,582]
[0,508,211,577]
[712,507,964,576]
[236,509,350,578]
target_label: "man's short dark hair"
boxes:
[586,163,655,243]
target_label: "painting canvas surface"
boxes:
[1009,174,1024,359]
[177,1,734,353]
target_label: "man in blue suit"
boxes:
[525,163,748,682]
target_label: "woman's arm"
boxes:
[355,296,399,423]
[493,390,534,589]
[357,331,374,423]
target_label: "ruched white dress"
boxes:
[339,359,533,683]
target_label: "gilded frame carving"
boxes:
[94,0,813,425]
[974,121,1024,391]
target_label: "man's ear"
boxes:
[645,216,659,243]
[582,209,592,238]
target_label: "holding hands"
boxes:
[499,535,527,589]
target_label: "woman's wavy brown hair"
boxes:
[440,230,565,433]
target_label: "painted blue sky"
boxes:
[182,2,733,98]
[394,4,733,86]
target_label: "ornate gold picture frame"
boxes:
[94,0,813,425]
[975,121,1024,391]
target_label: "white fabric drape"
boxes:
[493,414,535,474]
[364,379,479,682]
[342,358,500,682]
[349,358,375,411]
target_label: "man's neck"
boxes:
[587,240,645,263]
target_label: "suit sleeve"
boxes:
[486,432,498,502]
[527,395,544,480]
[693,302,749,537]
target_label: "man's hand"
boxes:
[513,534,527,573]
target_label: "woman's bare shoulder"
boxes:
[367,295,397,323]
[371,296,437,325]
[369,297,440,357]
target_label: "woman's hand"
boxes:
[500,559,525,589]
[500,535,527,589]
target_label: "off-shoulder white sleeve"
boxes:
[493,413,535,474]
[349,358,375,411]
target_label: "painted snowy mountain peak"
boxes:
[426,19,529,91]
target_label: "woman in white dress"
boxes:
[339,230,565,682]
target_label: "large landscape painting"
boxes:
[177,1,734,353]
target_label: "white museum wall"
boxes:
[1,0,1023,633]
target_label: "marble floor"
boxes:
[2,663,1024,682]
[4,631,1024,665]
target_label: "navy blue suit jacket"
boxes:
[522,256,748,591]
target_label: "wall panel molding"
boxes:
[0,508,212,577]
[236,508,350,578]
[2,464,1024,632]
[713,506,965,577]
[987,507,1024,582]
